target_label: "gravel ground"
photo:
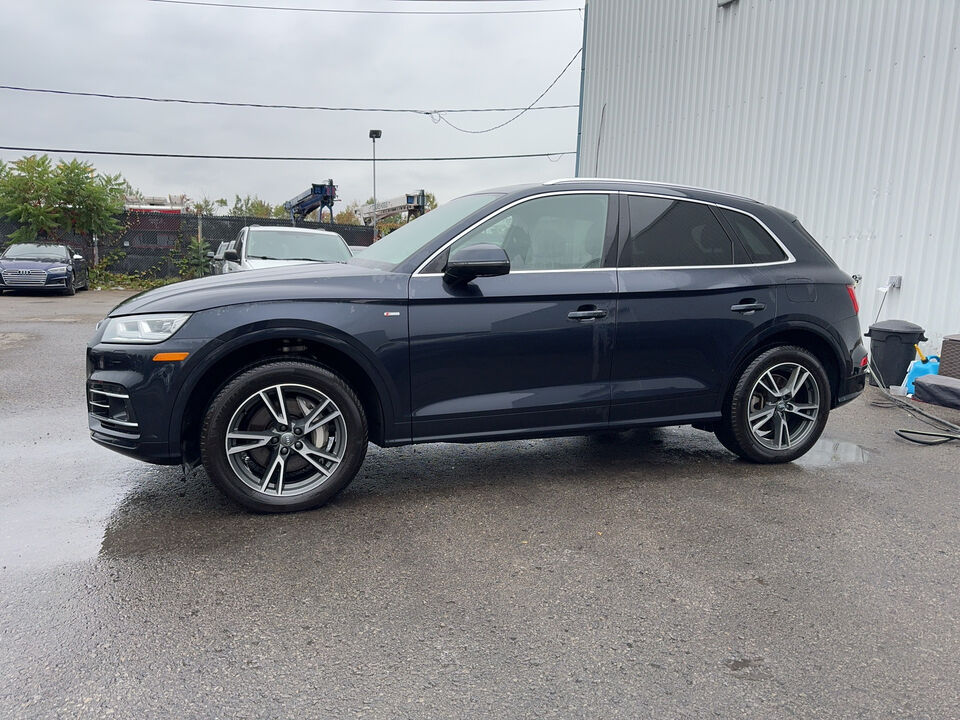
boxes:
[1,289,958,719]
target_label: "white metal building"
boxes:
[576,0,960,350]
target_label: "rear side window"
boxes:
[621,197,734,267]
[791,219,837,265]
[719,208,787,263]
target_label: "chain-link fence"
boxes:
[0,212,374,279]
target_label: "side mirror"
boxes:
[224,249,240,262]
[72,254,84,261]
[443,243,510,285]
[206,251,215,259]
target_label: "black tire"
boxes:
[715,345,831,463]
[200,361,368,512]
[63,276,76,296]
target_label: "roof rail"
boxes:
[543,178,758,202]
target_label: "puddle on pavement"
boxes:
[794,438,868,468]
[0,481,129,571]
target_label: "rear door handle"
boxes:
[568,307,608,321]
[730,302,766,314]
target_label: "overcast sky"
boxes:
[0,0,585,210]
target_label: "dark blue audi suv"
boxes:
[87,180,867,512]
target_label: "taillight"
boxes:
[846,285,860,315]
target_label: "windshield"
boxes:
[1,243,68,261]
[245,230,351,262]
[352,193,501,269]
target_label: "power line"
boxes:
[146,0,582,15]
[436,47,582,134]
[0,145,575,162]
[0,85,577,115]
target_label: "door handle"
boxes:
[568,307,608,321]
[730,301,766,314]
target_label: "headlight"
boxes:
[100,313,191,344]
[47,266,68,274]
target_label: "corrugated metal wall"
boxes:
[578,0,960,350]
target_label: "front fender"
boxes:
[168,301,410,455]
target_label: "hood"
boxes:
[109,261,407,316]
[243,258,321,271]
[0,258,69,270]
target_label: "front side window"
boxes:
[446,194,609,271]
[621,197,734,268]
[353,193,501,269]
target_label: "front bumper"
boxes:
[86,339,206,465]
[0,275,70,291]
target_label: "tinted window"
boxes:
[447,194,608,271]
[622,197,734,268]
[720,208,787,263]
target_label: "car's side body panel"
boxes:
[611,266,780,426]
[407,268,618,441]
[86,179,866,468]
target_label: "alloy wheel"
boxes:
[746,362,821,451]
[224,383,347,497]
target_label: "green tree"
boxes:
[193,196,228,216]
[333,201,362,225]
[229,194,277,218]
[0,155,126,243]
[175,235,209,279]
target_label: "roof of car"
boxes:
[534,178,764,206]
[246,225,344,236]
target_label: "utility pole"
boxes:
[197,211,204,276]
[369,129,382,241]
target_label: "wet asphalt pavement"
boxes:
[1,290,958,719]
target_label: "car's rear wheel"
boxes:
[716,345,830,463]
[200,361,368,512]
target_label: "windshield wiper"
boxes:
[246,254,273,259]
[285,257,346,263]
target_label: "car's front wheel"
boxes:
[63,275,76,296]
[716,346,830,463]
[200,361,368,512]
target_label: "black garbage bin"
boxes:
[866,319,927,388]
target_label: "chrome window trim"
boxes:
[413,190,614,277]
[413,189,794,277]
[617,192,795,270]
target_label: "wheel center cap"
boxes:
[279,432,295,447]
[776,401,787,411]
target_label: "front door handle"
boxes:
[568,307,608,321]
[730,301,766,314]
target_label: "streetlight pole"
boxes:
[369,129,382,241]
